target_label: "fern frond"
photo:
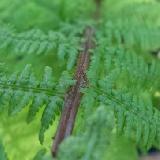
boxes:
[0,24,83,70]
[0,65,54,113]
[100,0,160,51]
[0,65,68,143]
[103,21,160,51]
[90,76,160,149]
[0,25,76,54]
[89,41,160,92]
[83,40,160,150]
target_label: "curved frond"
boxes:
[0,65,67,143]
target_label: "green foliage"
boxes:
[0,64,66,144]
[32,148,52,160]
[0,142,8,160]
[57,106,114,160]
[0,0,159,159]
[57,106,138,160]
[105,136,138,160]
[0,24,83,70]
[33,149,46,160]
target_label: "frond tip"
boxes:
[39,96,62,144]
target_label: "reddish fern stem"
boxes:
[51,27,95,157]
[51,0,101,157]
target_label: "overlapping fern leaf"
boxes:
[0,24,82,69]
[101,0,160,51]
[102,21,160,51]
[80,34,160,151]
[0,21,94,70]
[0,64,75,143]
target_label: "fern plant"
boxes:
[0,0,160,159]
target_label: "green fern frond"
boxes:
[83,39,160,150]
[0,65,68,143]
[0,24,83,70]
[100,0,160,51]
[88,77,160,149]
[0,64,55,113]
[103,21,160,50]
[0,65,76,144]
[82,85,160,150]
[88,41,160,92]
[0,25,78,55]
